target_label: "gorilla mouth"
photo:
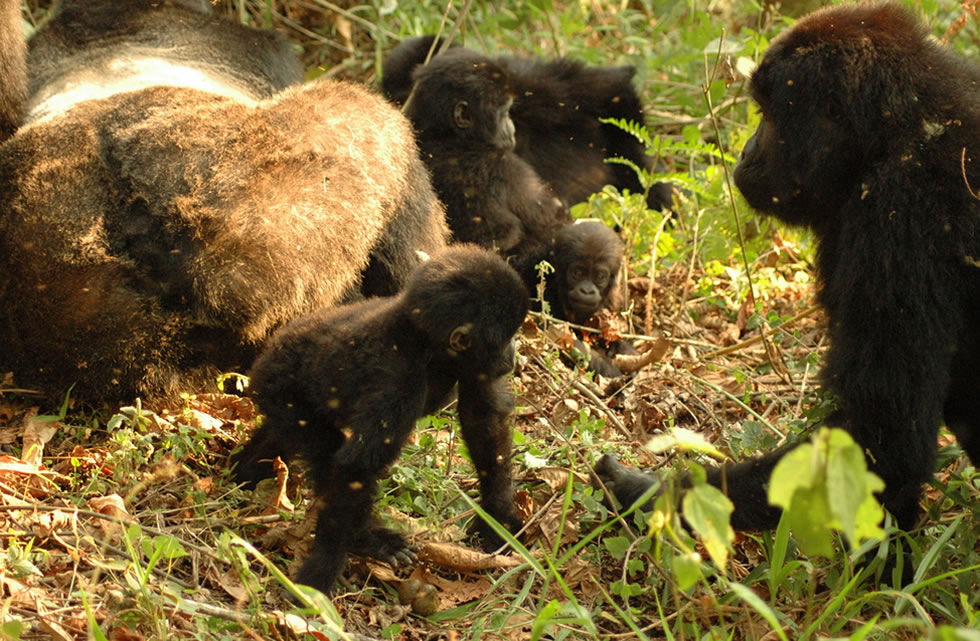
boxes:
[566,300,600,321]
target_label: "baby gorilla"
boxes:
[517,221,638,377]
[233,246,529,593]
[404,48,568,255]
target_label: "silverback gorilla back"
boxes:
[0,0,448,403]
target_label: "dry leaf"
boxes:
[613,336,672,374]
[182,409,224,432]
[22,410,58,467]
[534,466,589,492]
[87,494,135,540]
[417,541,522,571]
[271,457,294,512]
[37,600,75,641]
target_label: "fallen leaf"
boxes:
[87,494,135,540]
[417,541,522,571]
[22,409,58,467]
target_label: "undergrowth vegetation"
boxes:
[1,1,978,640]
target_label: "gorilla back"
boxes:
[0,0,448,403]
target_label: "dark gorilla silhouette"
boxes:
[0,0,447,403]
[598,3,980,534]
[382,36,674,212]
[404,48,568,255]
[233,246,529,593]
[516,221,637,377]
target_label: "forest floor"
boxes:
[0,244,838,640]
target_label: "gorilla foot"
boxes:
[350,526,418,567]
[593,454,659,512]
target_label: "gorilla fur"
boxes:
[0,0,25,142]
[382,36,674,212]
[234,245,529,592]
[0,0,448,403]
[600,2,980,535]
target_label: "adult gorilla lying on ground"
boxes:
[0,0,447,404]
[599,2,980,537]
[382,36,674,212]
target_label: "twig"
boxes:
[701,304,820,360]
[570,379,631,440]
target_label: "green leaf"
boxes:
[152,535,188,560]
[645,427,729,461]
[768,428,885,557]
[671,551,702,591]
[604,536,631,560]
[1,621,24,640]
[682,483,734,569]
[784,484,835,557]
[530,599,563,641]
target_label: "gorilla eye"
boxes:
[594,269,610,284]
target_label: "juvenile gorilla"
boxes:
[383,36,673,212]
[599,3,980,533]
[517,221,637,378]
[233,246,529,593]
[404,48,568,255]
[0,0,447,403]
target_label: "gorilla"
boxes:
[516,221,638,377]
[233,246,528,593]
[599,2,980,535]
[382,36,674,212]
[0,0,447,403]
[404,48,569,255]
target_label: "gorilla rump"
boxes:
[0,0,447,403]
[600,3,980,533]
[382,36,673,212]
[233,246,529,592]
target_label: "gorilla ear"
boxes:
[448,323,473,354]
[453,101,472,129]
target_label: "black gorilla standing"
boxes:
[234,246,528,593]
[599,3,980,532]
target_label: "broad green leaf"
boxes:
[604,536,631,560]
[682,483,734,569]
[152,535,188,560]
[768,442,817,508]
[785,484,835,557]
[671,551,702,591]
[768,428,885,557]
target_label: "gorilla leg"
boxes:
[944,342,980,464]
[231,424,289,489]
[296,470,375,593]
[595,445,790,530]
[457,376,522,546]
